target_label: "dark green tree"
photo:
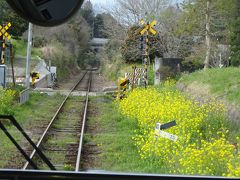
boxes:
[230,0,240,66]
[0,0,28,37]
[79,0,94,37]
[94,14,108,38]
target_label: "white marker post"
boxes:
[155,122,178,142]
[159,130,178,142]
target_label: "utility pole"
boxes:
[25,23,33,88]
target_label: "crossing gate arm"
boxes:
[0,115,56,170]
[0,169,236,180]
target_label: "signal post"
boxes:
[0,23,12,87]
[140,20,157,88]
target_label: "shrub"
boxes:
[33,36,47,48]
[0,88,16,115]
[41,41,79,80]
[158,65,175,80]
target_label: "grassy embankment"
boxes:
[0,92,65,168]
[85,68,240,177]
[87,93,239,175]
[179,67,240,144]
[179,67,240,105]
[11,39,42,58]
[9,39,42,71]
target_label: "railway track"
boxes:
[22,70,92,171]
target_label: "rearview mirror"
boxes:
[6,0,84,26]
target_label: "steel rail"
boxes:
[75,71,92,172]
[23,71,88,170]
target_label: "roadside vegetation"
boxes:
[0,91,65,168]
[0,88,16,115]
[86,96,146,172]
[11,39,42,58]
[119,82,240,176]
[87,84,240,177]
[179,67,240,105]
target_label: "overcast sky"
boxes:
[89,0,183,14]
[90,0,110,5]
[90,0,183,6]
[90,0,114,13]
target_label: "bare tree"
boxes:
[210,44,230,68]
[105,0,185,58]
[156,6,184,58]
[204,0,211,70]
[32,15,90,57]
[101,13,126,41]
[108,0,171,26]
[180,0,235,69]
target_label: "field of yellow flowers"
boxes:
[118,83,240,177]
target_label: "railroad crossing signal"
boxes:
[139,19,158,88]
[0,23,12,40]
[155,121,178,142]
[117,78,129,100]
[0,22,12,64]
[30,71,40,87]
[140,20,157,35]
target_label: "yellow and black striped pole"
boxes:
[0,23,12,64]
[140,20,157,88]
[117,78,129,100]
[0,36,5,64]
[144,22,150,88]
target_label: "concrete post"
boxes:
[0,65,6,88]
[154,57,163,85]
[25,23,33,88]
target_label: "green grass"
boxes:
[85,96,164,173]
[11,39,27,57]
[0,92,65,168]
[11,39,42,58]
[179,67,240,104]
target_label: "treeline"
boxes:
[0,0,28,37]
[102,0,240,72]
[30,2,95,79]
[0,1,101,80]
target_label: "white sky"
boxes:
[89,0,115,14]
[90,0,183,6]
[89,0,183,14]
[90,0,110,5]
